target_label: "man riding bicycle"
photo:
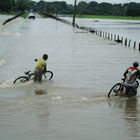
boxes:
[123,61,140,96]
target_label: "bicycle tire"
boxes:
[45,71,53,80]
[108,83,122,98]
[13,76,28,84]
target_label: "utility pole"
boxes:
[44,2,47,14]
[56,0,58,17]
[11,0,13,13]
[72,0,77,27]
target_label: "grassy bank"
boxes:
[0,12,28,18]
[66,14,140,20]
[21,12,28,18]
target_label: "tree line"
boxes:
[75,1,140,16]
[0,0,140,17]
[0,0,35,12]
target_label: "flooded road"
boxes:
[0,15,140,140]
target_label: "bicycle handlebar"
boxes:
[25,71,31,75]
[121,78,126,82]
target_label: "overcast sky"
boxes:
[34,0,140,4]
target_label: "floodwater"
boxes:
[0,15,140,140]
[74,17,140,43]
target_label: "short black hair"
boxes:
[133,61,139,67]
[43,54,48,60]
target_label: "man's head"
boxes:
[43,54,48,60]
[133,61,139,67]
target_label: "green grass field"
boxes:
[65,14,140,20]
[75,15,140,20]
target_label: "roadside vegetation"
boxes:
[21,12,29,18]
[0,0,140,20]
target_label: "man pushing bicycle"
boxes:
[33,54,48,83]
[123,61,140,96]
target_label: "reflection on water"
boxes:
[124,98,140,137]
[35,89,47,95]
[108,97,140,138]
[124,98,138,119]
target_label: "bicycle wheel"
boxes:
[45,71,53,80]
[29,73,34,80]
[108,83,122,98]
[13,76,28,84]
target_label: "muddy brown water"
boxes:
[0,15,140,140]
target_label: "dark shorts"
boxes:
[33,69,43,83]
[125,85,137,97]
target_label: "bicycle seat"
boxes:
[25,71,31,75]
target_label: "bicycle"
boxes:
[13,70,53,84]
[108,78,139,98]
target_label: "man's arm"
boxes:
[123,69,128,78]
[42,62,47,73]
[43,65,46,72]
[137,70,140,80]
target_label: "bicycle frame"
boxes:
[13,70,53,84]
[108,78,139,98]
[24,71,33,80]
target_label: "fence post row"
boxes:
[47,14,140,52]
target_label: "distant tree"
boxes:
[77,1,88,14]
[0,0,11,12]
[28,1,36,11]
[54,1,67,14]
[125,2,140,16]
[98,2,113,15]
[2,0,140,17]
[112,4,125,16]
[66,4,73,14]
[88,1,98,7]
[35,0,46,13]
[87,1,98,14]
[15,0,31,12]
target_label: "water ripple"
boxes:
[0,58,6,66]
